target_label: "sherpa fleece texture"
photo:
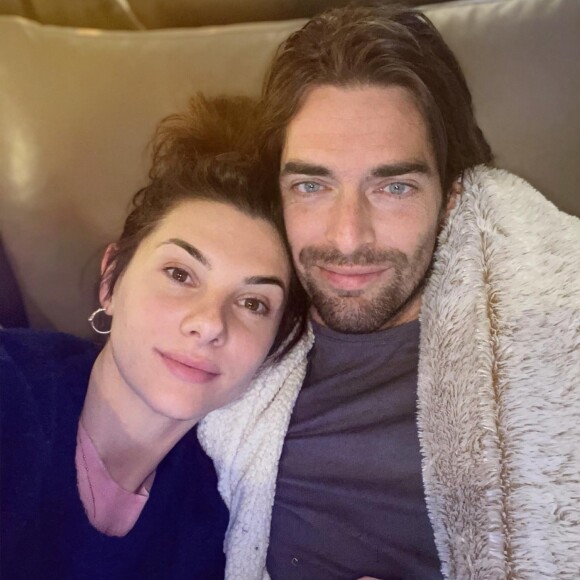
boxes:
[198,166,580,580]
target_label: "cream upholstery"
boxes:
[0,0,579,334]
[1,0,441,29]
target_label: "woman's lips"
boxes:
[157,350,221,384]
[316,265,390,291]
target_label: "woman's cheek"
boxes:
[231,323,272,371]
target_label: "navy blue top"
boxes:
[0,329,228,579]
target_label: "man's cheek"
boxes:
[285,225,308,253]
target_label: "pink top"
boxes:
[75,423,150,537]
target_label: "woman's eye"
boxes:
[294,181,322,194]
[240,298,269,316]
[164,267,192,285]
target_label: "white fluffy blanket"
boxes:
[199,166,580,580]
[418,166,580,579]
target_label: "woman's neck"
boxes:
[80,343,198,493]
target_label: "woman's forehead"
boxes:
[141,199,290,279]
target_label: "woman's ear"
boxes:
[99,244,117,314]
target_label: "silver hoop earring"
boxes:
[88,307,111,335]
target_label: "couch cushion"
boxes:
[0,0,578,336]
[0,17,299,335]
[426,0,580,218]
[1,0,442,29]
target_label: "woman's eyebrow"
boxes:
[244,276,286,292]
[159,238,211,269]
[159,241,285,290]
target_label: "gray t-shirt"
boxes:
[266,320,442,580]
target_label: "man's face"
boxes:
[280,84,453,333]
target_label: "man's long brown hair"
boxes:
[259,4,493,195]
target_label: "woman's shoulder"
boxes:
[1,328,100,381]
[1,329,101,427]
[0,329,101,566]
[1,328,99,363]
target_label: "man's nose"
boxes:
[180,295,227,346]
[325,191,375,255]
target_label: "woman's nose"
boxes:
[179,297,227,346]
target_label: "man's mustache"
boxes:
[298,246,408,268]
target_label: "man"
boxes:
[199,5,580,579]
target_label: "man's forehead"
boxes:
[281,84,435,173]
[287,84,425,129]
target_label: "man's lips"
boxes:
[315,265,390,291]
[157,350,221,384]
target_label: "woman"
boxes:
[0,95,308,579]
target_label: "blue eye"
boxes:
[385,182,412,195]
[295,182,323,194]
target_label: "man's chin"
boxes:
[307,281,424,334]
[311,297,392,334]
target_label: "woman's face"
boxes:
[100,199,291,422]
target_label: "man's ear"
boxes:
[98,244,117,314]
[443,174,463,219]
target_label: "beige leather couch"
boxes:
[1,0,579,335]
[2,0,441,29]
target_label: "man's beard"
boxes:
[297,238,436,334]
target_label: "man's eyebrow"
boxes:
[244,276,286,292]
[371,161,432,178]
[159,238,211,268]
[280,161,333,178]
